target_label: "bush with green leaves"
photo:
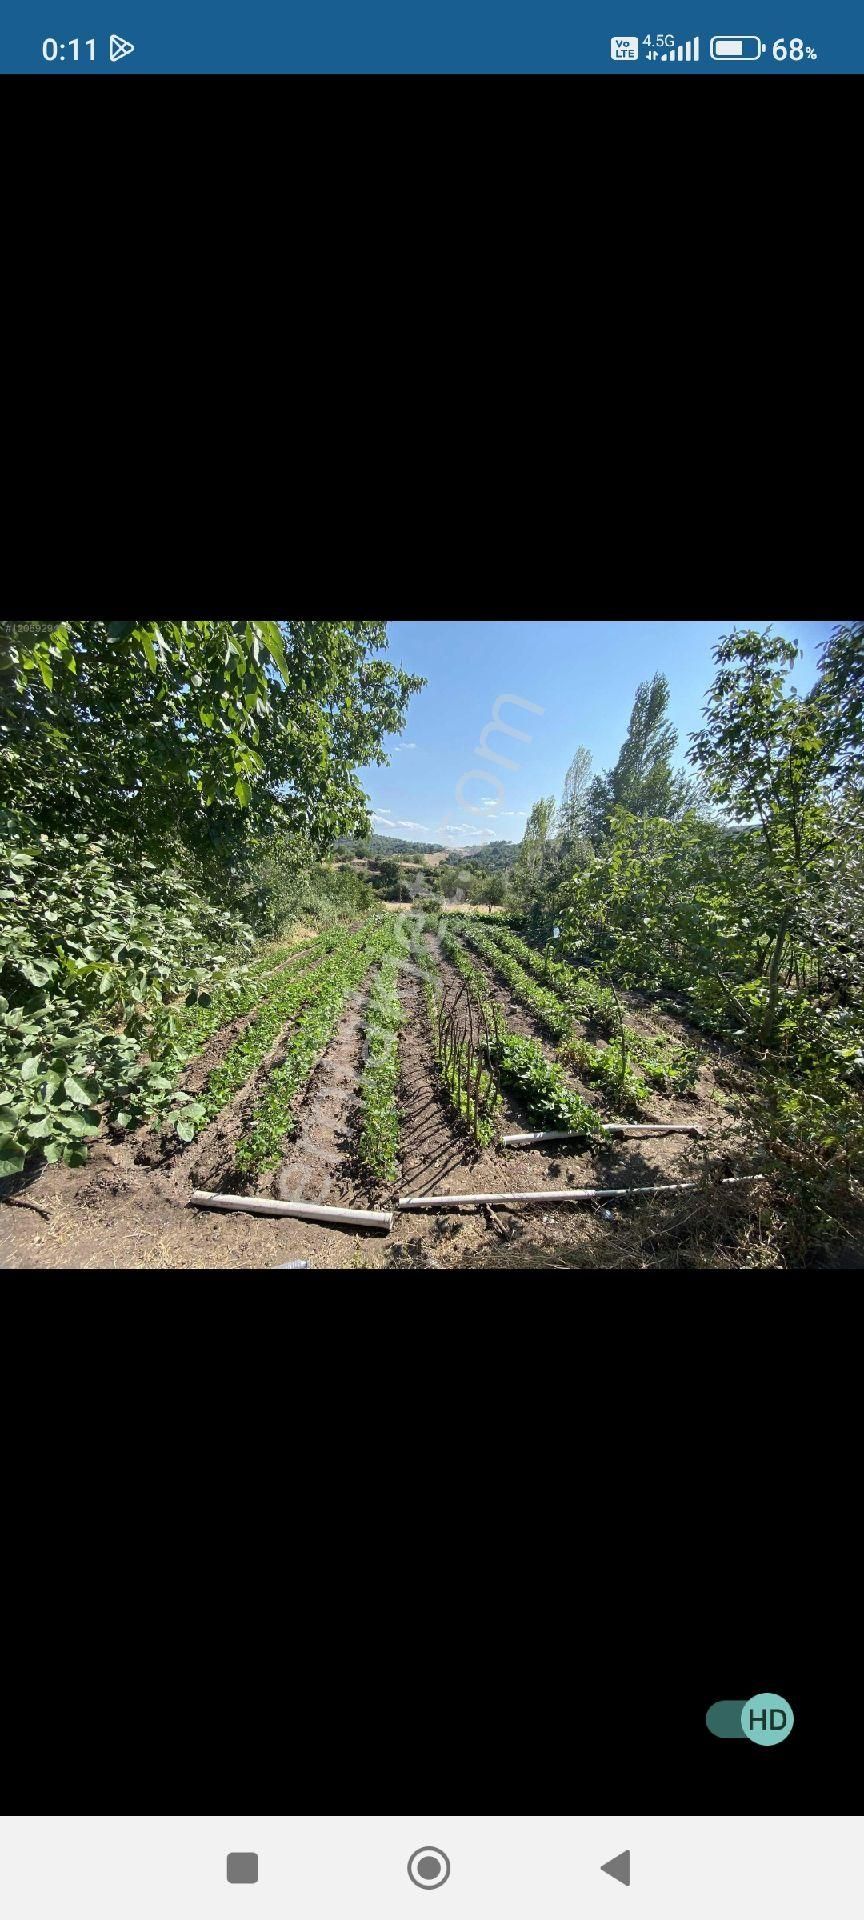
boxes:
[0,816,255,1174]
[242,849,374,938]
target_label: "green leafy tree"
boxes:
[557,809,737,989]
[556,746,593,873]
[512,796,558,931]
[376,858,409,901]
[586,673,696,841]
[0,620,425,876]
[688,628,834,1043]
[814,620,864,789]
[469,870,508,913]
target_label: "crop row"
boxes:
[422,969,499,1147]
[562,1031,701,1111]
[485,923,619,1033]
[450,919,574,1040]
[438,922,497,1007]
[358,953,407,1182]
[144,925,343,1102]
[455,919,700,1109]
[234,916,405,1176]
[488,1029,606,1140]
[434,925,603,1144]
[173,919,390,1145]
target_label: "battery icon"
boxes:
[710,34,764,56]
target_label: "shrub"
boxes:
[0,816,254,1173]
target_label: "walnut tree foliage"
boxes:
[1,619,425,871]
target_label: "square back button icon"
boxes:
[227,1855,259,1884]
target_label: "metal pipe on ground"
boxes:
[190,1191,393,1231]
[397,1176,764,1211]
[501,1124,705,1144]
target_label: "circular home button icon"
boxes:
[408,1848,450,1890]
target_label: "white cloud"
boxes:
[480,797,499,808]
[393,742,417,753]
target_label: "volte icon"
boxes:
[109,32,135,58]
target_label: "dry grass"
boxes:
[455,1174,793,1270]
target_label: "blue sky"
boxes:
[358,620,842,847]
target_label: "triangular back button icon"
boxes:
[601,1851,630,1887]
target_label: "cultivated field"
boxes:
[0,910,766,1270]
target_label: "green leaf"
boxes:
[175,1116,197,1142]
[59,1109,102,1138]
[234,778,251,807]
[0,1147,26,1176]
[17,958,56,986]
[140,630,159,673]
[42,1141,65,1163]
[260,621,289,680]
[64,1074,100,1106]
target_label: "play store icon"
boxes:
[109,32,135,57]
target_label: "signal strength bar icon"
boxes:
[660,34,699,56]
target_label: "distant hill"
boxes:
[334,833,446,860]
[444,840,520,872]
